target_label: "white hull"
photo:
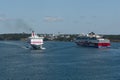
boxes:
[31,44,45,50]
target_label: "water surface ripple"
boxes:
[0,41,120,80]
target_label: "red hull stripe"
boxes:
[98,43,110,46]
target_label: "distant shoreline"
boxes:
[0,33,120,42]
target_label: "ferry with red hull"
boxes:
[75,32,110,48]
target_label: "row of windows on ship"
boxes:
[76,37,102,40]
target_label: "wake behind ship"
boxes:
[75,32,110,48]
[27,31,44,50]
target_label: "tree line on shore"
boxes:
[0,33,120,42]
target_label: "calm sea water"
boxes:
[0,41,120,80]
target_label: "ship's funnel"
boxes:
[32,31,35,37]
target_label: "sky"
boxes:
[0,0,120,34]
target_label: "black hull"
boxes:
[75,42,110,48]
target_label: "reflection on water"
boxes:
[0,41,120,80]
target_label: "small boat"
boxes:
[27,31,45,50]
[75,32,110,48]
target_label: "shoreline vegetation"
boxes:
[0,33,120,42]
